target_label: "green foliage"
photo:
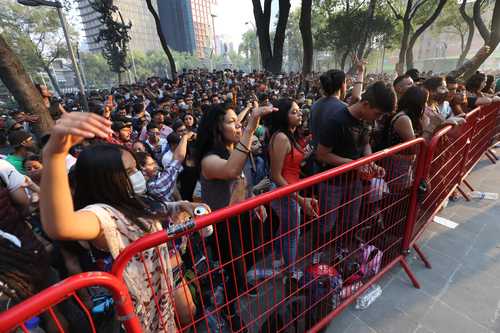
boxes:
[0,2,72,75]
[239,30,260,71]
[90,0,131,76]
[314,1,397,58]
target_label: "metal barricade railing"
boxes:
[408,103,500,268]
[0,272,142,333]
[111,139,425,333]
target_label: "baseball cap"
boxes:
[8,130,32,147]
[112,117,133,131]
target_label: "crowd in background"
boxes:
[1,64,500,332]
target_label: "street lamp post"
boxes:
[18,0,89,112]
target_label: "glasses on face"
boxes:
[149,131,160,136]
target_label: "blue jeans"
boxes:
[271,184,301,273]
[318,178,363,244]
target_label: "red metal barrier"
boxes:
[409,103,500,268]
[112,139,425,333]
[0,272,142,333]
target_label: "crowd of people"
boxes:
[1,63,500,332]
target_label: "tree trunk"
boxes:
[473,0,490,41]
[396,21,411,74]
[269,0,291,74]
[450,0,500,79]
[0,34,53,137]
[405,0,448,71]
[340,50,349,71]
[356,0,377,60]
[252,0,273,72]
[299,0,313,75]
[457,0,475,67]
[145,0,177,79]
[42,63,62,97]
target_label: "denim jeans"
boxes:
[270,184,301,273]
[318,178,363,244]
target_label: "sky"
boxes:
[212,0,301,48]
[70,0,301,50]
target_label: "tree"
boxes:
[314,1,396,70]
[239,30,260,71]
[388,0,448,73]
[449,0,500,80]
[90,0,131,83]
[434,0,474,67]
[252,0,291,73]
[300,0,313,74]
[144,0,177,79]
[80,52,116,88]
[0,34,53,136]
[0,2,76,96]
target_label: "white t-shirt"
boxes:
[0,159,25,192]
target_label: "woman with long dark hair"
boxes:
[268,98,318,283]
[40,112,202,332]
[389,86,429,144]
[195,102,274,332]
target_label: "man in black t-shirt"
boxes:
[315,82,396,241]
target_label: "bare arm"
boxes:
[202,105,275,180]
[173,132,194,162]
[316,144,353,167]
[237,104,252,123]
[269,133,290,187]
[40,112,113,241]
[393,115,416,142]
[350,58,366,103]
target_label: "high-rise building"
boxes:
[157,0,196,54]
[77,0,161,53]
[190,0,217,58]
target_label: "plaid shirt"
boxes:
[147,160,183,201]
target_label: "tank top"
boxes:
[281,138,305,185]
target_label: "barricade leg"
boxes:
[457,186,471,201]
[489,149,498,160]
[486,150,497,164]
[463,179,475,192]
[413,244,432,269]
[399,257,420,289]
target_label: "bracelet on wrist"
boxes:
[238,140,251,152]
[235,145,249,155]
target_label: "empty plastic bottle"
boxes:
[470,191,498,200]
[355,284,382,310]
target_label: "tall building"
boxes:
[157,0,196,54]
[190,0,217,58]
[77,0,161,53]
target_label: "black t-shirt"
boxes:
[310,96,347,147]
[318,106,371,169]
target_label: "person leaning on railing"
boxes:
[40,112,206,332]
[195,101,275,332]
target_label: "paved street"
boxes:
[326,152,500,333]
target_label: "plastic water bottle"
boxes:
[23,316,46,333]
[355,284,382,310]
[470,191,498,200]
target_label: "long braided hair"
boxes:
[0,235,44,303]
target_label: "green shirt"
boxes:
[5,154,25,175]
